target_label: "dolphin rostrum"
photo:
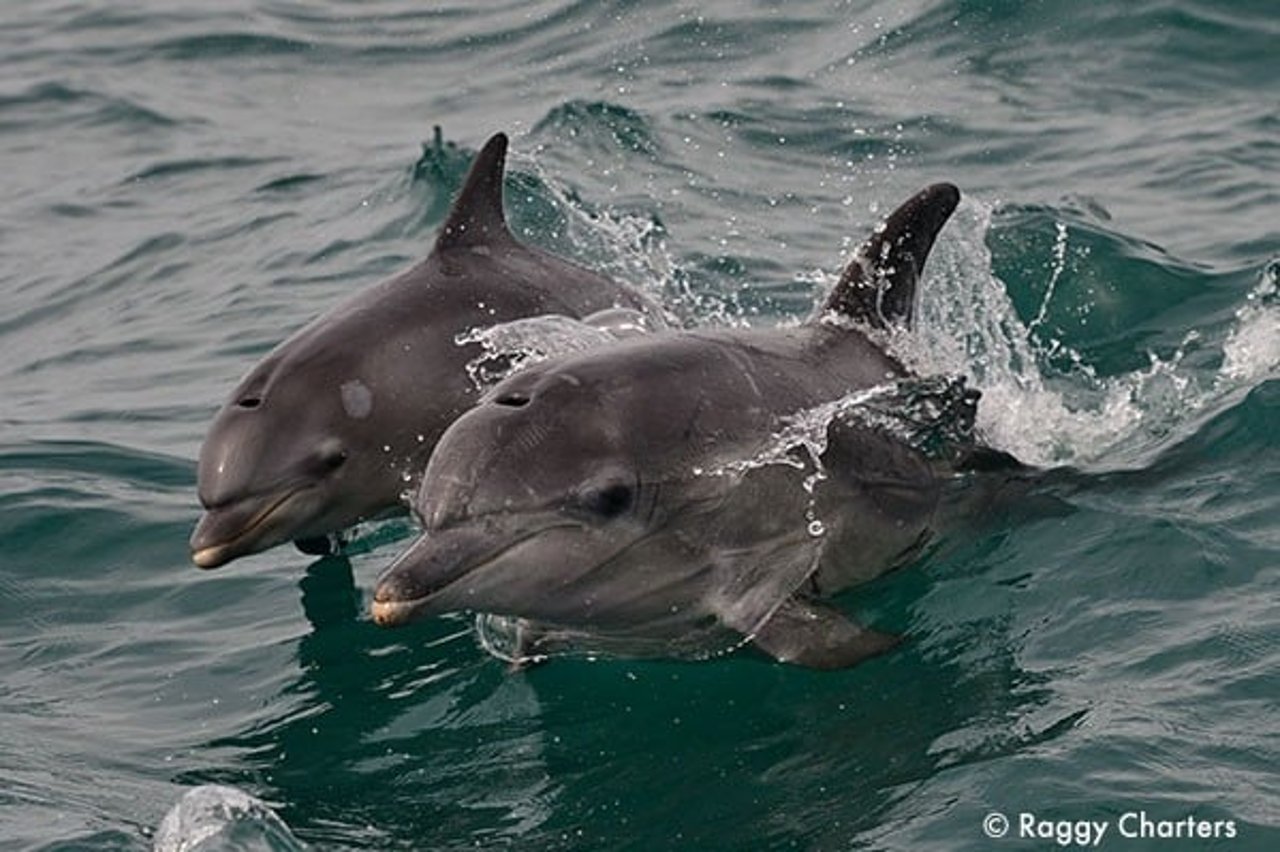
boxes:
[371,182,1026,668]
[191,133,661,569]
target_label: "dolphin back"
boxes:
[821,183,960,330]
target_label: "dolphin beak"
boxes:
[191,535,232,569]
[371,526,504,627]
[189,489,300,569]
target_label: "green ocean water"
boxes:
[1,1,1277,850]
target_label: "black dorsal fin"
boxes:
[434,133,513,251]
[821,183,960,330]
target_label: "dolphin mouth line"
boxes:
[369,596,430,627]
[371,517,678,628]
[371,521,580,626]
[191,487,307,569]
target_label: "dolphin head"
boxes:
[188,131,665,570]
[370,336,828,650]
[191,338,418,569]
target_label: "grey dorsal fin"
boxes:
[822,183,961,330]
[434,133,513,251]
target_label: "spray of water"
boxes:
[456,315,620,390]
[510,149,749,327]
[1221,260,1280,383]
[888,201,1278,468]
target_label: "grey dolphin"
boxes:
[371,183,1027,668]
[191,133,659,569]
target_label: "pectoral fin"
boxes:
[749,597,903,669]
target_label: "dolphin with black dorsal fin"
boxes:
[191,133,664,569]
[371,182,1030,669]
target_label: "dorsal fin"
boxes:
[821,183,960,330]
[434,133,513,251]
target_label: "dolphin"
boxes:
[191,133,661,569]
[371,182,1028,668]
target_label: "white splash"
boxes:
[510,150,747,327]
[456,310,663,390]
[153,784,305,852]
[886,201,1278,469]
[704,384,897,484]
[1220,262,1280,383]
[702,375,977,485]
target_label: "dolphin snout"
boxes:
[371,548,437,626]
[190,508,256,569]
[188,489,303,568]
[371,526,498,626]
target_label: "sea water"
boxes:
[1,2,1276,849]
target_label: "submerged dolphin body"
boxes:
[372,182,1028,669]
[191,134,659,569]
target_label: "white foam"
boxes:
[153,784,305,852]
[886,201,1278,469]
[1220,262,1280,383]
[456,314,634,390]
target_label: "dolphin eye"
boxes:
[321,448,347,471]
[580,483,634,520]
[237,396,262,409]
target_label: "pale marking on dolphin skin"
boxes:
[340,380,373,419]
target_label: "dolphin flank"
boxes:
[191,133,661,569]
[372,182,1027,668]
